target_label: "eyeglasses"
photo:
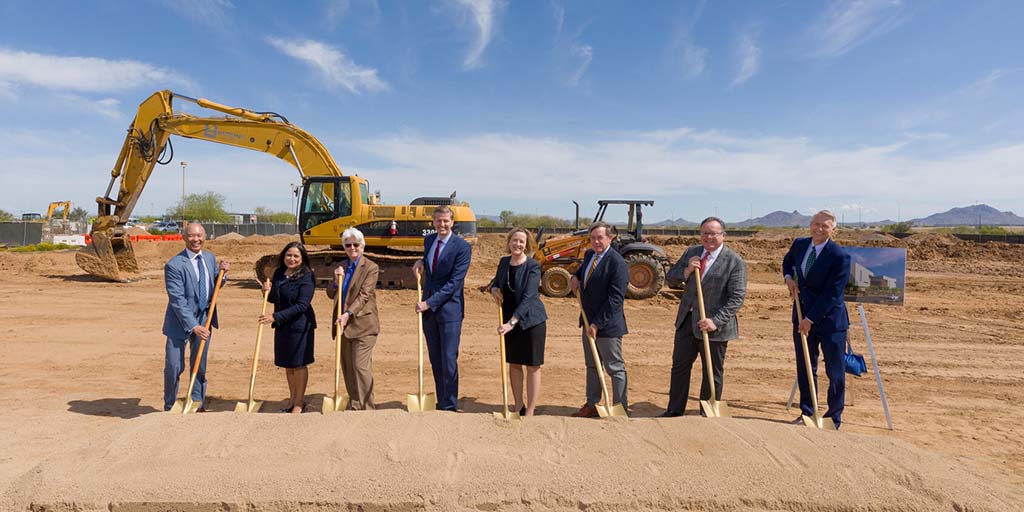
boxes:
[700,231,724,237]
[343,242,361,248]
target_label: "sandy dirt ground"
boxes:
[0,232,1021,511]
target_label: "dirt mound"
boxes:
[5,412,1020,511]
[214,231,246,241]
[125,226,150,236]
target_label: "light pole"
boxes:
[180,161,188,229]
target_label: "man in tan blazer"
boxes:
[326,227,380,410]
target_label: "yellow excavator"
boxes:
[76,90,476,286]
[46,201,72,221]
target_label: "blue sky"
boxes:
[1,0,1022,223]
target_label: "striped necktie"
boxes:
[197,255,208,306]
[804,246,817,276]
[584,254,600,288]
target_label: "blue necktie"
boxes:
[197,255,208,306]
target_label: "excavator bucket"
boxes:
[75,229,139,282]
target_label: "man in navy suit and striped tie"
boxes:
[413,205,472,411]
[782,210,851,429]
[568,221,630,418]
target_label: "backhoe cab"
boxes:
[534,199,669,299]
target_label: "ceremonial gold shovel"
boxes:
[793,286,837,430]
[323,273,350,413]
[171,269,226,415]
[694,268,730,418]
[576,292,628,418]
[234,278,271,413]
[493,304,520,420]
[407,269,437,412]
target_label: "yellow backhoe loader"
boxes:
[46,201,72,222]
[76,91,476,286]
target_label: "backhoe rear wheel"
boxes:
[540,267,573,298]
[254,255,279,284]
[624,253,665,299]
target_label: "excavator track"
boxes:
[255,247,423,290]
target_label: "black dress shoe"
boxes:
[658,411,683,418]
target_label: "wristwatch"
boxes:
[509,317,519,326]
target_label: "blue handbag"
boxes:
[845,342,867,376]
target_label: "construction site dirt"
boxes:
[1,232,1021,511]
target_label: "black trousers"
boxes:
[666,312,728,415]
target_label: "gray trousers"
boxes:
[582,331,628,410]
[163,334,210,411]
[666,313,727,415]
[341,335,377,410]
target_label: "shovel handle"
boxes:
[576,292,614,414]
[334,273,343,400]
[792,287,823,419]
[497,304,512,418]
[246,278,271,403]
[693,268,718,402]
[182,269,227,408]
[415,268,425,397]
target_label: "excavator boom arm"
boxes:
[78,90,346,281]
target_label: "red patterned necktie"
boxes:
[431,239,443,271]
[699,252,709,277]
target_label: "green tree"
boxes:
[880,221,914,234]
[253,206,297,224]
[499,210,514,226]
[0,209,13,221]
[68,207,90,223]
[167,191,231,223]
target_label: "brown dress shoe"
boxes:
[571,403,599,418]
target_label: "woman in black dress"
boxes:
[259,242,316,414]
[490,228,547,416]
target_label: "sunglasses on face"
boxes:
[344,242,361,248]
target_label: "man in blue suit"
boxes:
[162,222,229,411]
[569,221,630,417]
[413,205,472,411]
[782,210,850,429]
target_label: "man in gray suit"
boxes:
[162,223,229,411]
[661,217,746,417]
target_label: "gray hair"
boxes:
[589,221,614,238]
[341,226,365,246]
[814,210,837,224]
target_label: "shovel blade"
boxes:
[595,403,628,418]
[234,400,262,413]
[492,409,521,421]
[801,414,837,430]
[406,392,437,412]
[168,399,185,414]
[700,399,730,418]
[322,395,350,414]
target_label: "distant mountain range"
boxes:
[480,204,1024,228]
[651,204,1024,228]
[909,204,1024,226]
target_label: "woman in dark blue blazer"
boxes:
[259,242,316,414]
[490,228,548,416]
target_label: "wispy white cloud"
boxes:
[0,49,192,93]
[549,2,593,87]
[665,2,708,79]
[567,43,593,87]
[730,30,762,88]
[328,128,1024,216]
[805,0,908,59]
[160,0,235,31]
[267,37,388,94]
[450,0,505,70]
[0,80,16,101]
[892,68,1021,132]
[55,94,124,120]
